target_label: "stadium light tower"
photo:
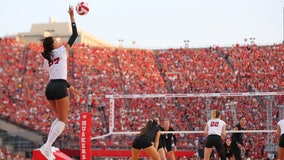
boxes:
[118,39,124,48]
[184,40,189,49]
[249,37,255,45]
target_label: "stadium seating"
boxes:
[0,37,283,158]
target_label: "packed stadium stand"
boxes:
[0,37,283,159]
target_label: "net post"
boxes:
[80,112,92,160]
[109,97,115,133]
[280,105,284,119]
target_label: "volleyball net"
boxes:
[83,92,284,158]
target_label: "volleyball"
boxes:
[76,2,89,16]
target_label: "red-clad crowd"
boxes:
[0,37,283,158]
[0,146,28,160]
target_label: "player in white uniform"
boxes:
[277,119,284,159]
[39,6,80,160]
[204,110,226,160]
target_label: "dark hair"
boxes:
[239,116,246,120]
[137,119,158,137]
[41,37,54,61]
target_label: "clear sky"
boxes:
[1,0,284,49]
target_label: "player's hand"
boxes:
[69,86,81,97]
[237,143,245,150]
[68,5,75,23]
[68,5,74,17]
[242,147,246,153]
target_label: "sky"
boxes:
[1,0,284,49]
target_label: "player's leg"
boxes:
[167,150,175,160]
[45,97,68,146]
[131,148,141,160]
[47,100,58,136]
[144,146,161,160]
[214,137,226,160]
[40,100,57,160]
[215,146,226,160]
[158,147,166,160]
[204,147,213,160]
[54,97,69,123]
[40,97,68,159]
[279,147,284,159]
[232,148,242,160]
[229,155,236,160]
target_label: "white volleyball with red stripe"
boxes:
[76,2,89,16]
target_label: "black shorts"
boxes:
[165,142,173,151]
[45,79,68,100]
[205,135,226,160]
[157,143,163,150]
[279,134,284,147]
[205,135,223,148]
[132,135,152,149]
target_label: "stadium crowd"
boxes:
[0,37,283,158]
[0,145,28,160]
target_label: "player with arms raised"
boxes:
[39,5,80,160]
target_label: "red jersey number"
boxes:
[48,57,60,67]
[210,121,219,127]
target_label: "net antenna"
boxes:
[91,91,284,140]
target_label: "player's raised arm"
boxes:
[65,5,78,52]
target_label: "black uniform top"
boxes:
[132,125,161,149]
[141,125,161,142]
[224,143,233,157]
[231,124,244,145]
[158,125,166,149]
[164,127,177,150]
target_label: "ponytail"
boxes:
[137,119,158,137]
[211,109,221,119]
[41,51,52,61]
[41,37,54,61]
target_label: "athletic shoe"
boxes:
[51,146,59,152]
[39,144,55,160]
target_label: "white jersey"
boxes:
[43,46,68,80]
[206,118,226,136]
[278,119,284,135]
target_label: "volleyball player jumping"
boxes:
[39,5,80,160]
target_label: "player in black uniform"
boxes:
[156,118,167,160]
[231,116,246,160]
[131,119,161,160]
[224,137,234,159]
[163,119,177,160]
[277,118,284,159]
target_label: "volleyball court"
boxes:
[74,91,283,159]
